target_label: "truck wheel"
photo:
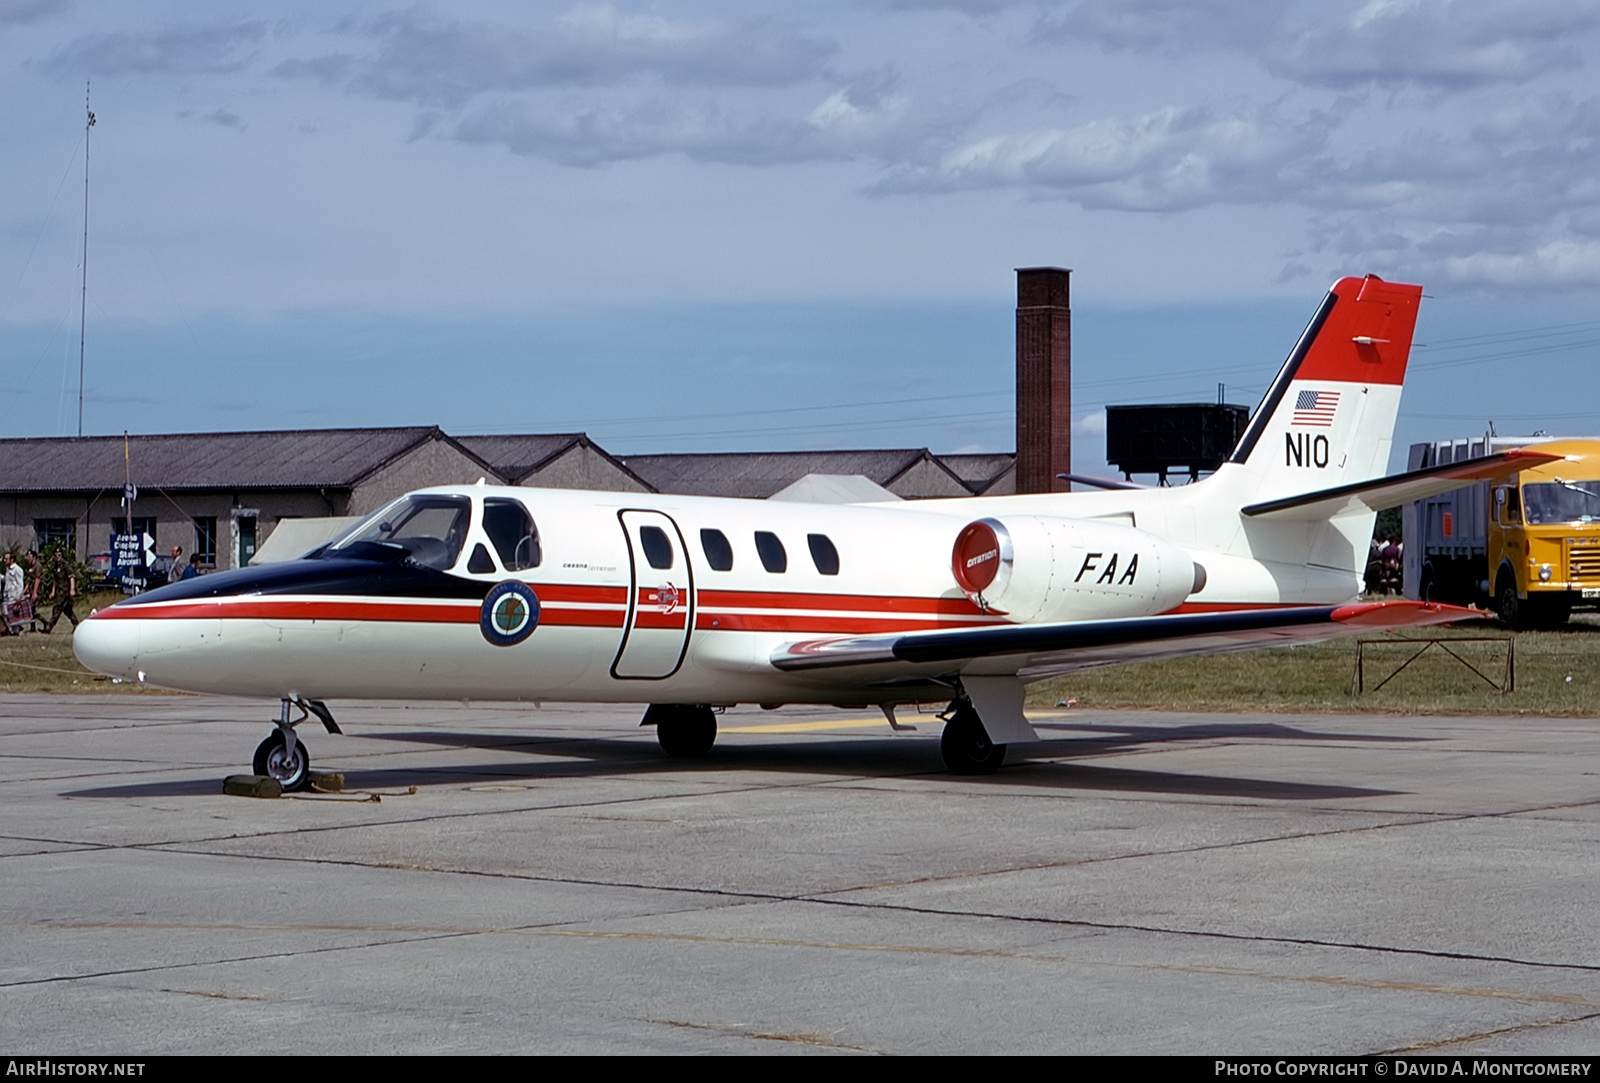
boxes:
[1496,575,1528,630]
[1419,565,1436,603]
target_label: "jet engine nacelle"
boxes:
[951,515,1204,623]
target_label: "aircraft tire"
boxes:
[253,730,311,792]
[940,706,1006,775]
[654,705,716,758]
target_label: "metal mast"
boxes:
[78,83,94,437]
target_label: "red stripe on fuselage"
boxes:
[93,599,479,623]
[92,583,1002,635]
[698,589,984,616]
[697,612,996,634]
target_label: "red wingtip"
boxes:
[1331,600,1482,627]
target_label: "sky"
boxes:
[3,0,1599,476]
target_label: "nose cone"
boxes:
[73,611,141,681]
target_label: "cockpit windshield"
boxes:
[324,494,472,570]
[1523,481,1600,525]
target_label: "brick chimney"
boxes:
[1015,267,1071,493]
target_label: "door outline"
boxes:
[611,509,695,680]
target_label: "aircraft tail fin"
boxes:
[1224,275,1423,505]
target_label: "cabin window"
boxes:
[639,525,674,570]
[483,498,541,570]
[700,528,734,571]
[755,531,787,573]
[807,533,840,575]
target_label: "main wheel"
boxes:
[253,730,311,792]
[940,705,1006,775]
[649,704,716,757]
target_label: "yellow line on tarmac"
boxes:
[719,719,890,734]
[720,711,1069,735]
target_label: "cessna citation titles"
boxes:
[74,276,1553,784]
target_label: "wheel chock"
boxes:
[307,771,345,793]
[223,774,283,799]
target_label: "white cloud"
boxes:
[1033,0,1285,52]
[1271,0,1600,88]
[875,104,1330,211]
[47,20,268,76]
[0,0,64,27]
[275,5,838,109]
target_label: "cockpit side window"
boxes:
[483,498,541,570]
[329,494,470,571]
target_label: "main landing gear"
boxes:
[252,696,341,792]
[940,702,1006,775]
[642,703,717,757]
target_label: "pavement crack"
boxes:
[100,841,1600,977]
[1376,1010,1600,1053]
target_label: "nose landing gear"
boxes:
[251,696,340,792]
[254,727,311,792]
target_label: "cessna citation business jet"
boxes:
[75,276,1554,784]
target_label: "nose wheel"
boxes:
[249,696,333,792]
[253,729,312,791]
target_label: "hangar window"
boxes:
[754,531,787,573]
[639,525,674,570]
[700,528,734,571]
[483,498,541,570]
[807,533,840,576]
[34,518,76,554]
[194,517,218,566]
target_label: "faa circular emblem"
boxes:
[481,581,540,647]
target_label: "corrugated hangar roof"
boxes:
[0,427,452,492]
[621,449,963,499]
[455,433,588,481]
[939,453,1016,493]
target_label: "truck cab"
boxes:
[1407,438,1600,628]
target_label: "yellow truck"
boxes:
[1404,438,1600,628]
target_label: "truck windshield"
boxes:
[325,495,472,570]
[1522,481,1600,525]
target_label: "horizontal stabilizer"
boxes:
[1240,448,1562,521]
[772,601,1478,684]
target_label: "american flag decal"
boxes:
[1292,389,1339,427]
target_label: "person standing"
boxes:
[168,545,185,585]
[39,549,79,634]
[23,550,41,612]
[1,552,23,635]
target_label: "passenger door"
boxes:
[612,510,694,679]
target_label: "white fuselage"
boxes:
[74,470,1372,706]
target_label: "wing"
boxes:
[1241,448,1561,521]
[771,600,1479,684]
